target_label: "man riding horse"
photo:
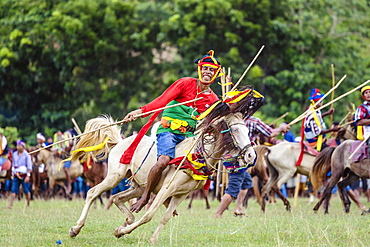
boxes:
[303,88,339,151]
[124,50,221,213]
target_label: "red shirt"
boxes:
[141,77,219,115]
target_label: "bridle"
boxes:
[197,116,252,173]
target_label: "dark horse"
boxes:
[310,140,370,214]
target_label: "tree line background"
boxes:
[0,0,369,145]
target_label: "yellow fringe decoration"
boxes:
[58,137,109,171]
[196,100,222,120]
[310,104,323,151]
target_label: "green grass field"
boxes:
[0,195,369,247]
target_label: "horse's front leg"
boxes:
[114,172,193,239]
[114,184,172,238]
[69,172,123,238]
[113,184,144,226]
[150,194,188,244]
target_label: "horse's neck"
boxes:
[175,134,221,167]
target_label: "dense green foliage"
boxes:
[1,0,369,144]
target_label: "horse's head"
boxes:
[219,112,255,166]
[34,149,54,168]
[198,86,263,167]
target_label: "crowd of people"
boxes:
[1,50,369,216]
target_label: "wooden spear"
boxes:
[288,74,346,126]
[230,45,265,92]
[221,67,226,100]
[270,112,289,126]
[348,135,370,160]
[29,97,204,155]
[71,118,82,135]
[290,79,370,127]
[329,64,335,127]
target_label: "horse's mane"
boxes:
[229,86,264,120]
[71,115,122,162]
[202,85,264,128]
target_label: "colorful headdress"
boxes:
[308,88,324,102]
[224,88,264,105]
[194,50,222,84]
[16,140,25,147]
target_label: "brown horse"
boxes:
[310,140,370,214]
[34,149,83,198]
[187,187,211,209]
[83,157,107,205]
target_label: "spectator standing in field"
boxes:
[213,116,289,218]
[6,140,32,209]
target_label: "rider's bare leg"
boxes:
[130,155,170,213]
[213,193,233,218]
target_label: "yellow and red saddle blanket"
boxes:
[168,154,212,180]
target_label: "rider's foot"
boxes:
[130,197,148,213]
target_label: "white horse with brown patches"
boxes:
[69,89,263,243]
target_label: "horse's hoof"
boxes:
[150,237,158,244]
[114,226,125,238]
[361,209,370,215]
[69,228,78,238]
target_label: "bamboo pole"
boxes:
[221,67,226,100]
[71,118,82,135]
[339,120,355,128]
[227,67,231,92]
[329,64,335,127]
[338,111,351,126]
[270,112,289,126]
[348,135,369,160]
[290,79,370,127]
[319,80,370,112]
[221,165,227,196]
[230,45,265,92]
[288,74,346,126]
[215,161,221,199]
[30,97,204,155]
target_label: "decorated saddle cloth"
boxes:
[349,140,368,163]
[168,153,212,180]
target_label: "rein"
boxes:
[196,120,252,174]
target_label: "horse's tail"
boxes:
[71,115,122,162]
[253,145,269,171]
[310,147,335,191]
